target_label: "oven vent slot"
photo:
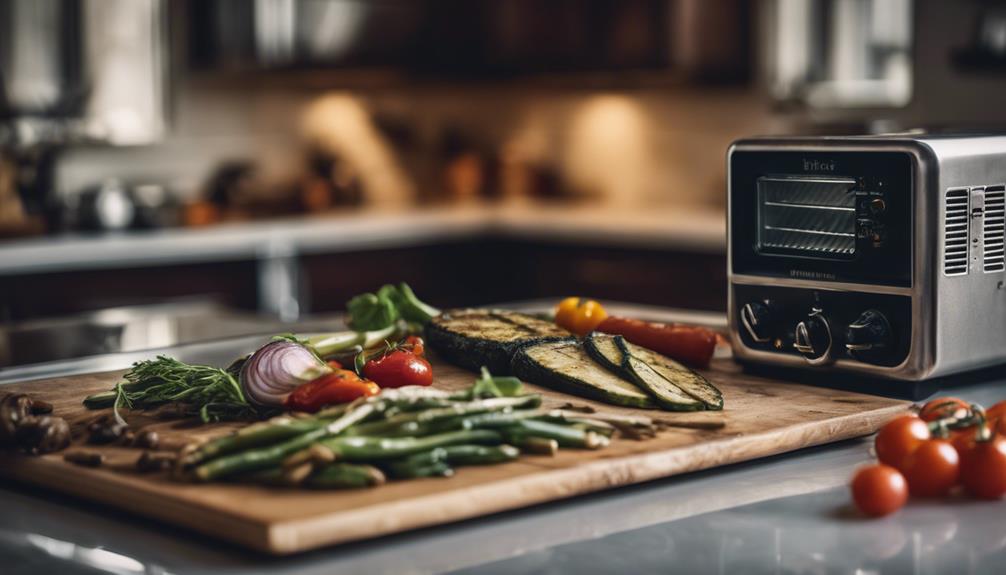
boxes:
[984,185,1005,273]
[943,188,970,276]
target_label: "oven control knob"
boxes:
[845,309,893,362]
[793,310,832,364]
[740,300,775,343]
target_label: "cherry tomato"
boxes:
[986,400,1006,433]
[555,297,609,336]
[952,428,978,457]
[960,435,1006,499]
[285,370,379,412]
[901,439,960,497]
[919,397,970,423]
[851,464,908,517]
[363,349,433,388]
[326,359,343,370]
[404,335,425,357]
[875,414,931,471]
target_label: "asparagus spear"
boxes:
[321,429,504,461]
[307,463,386,488]
[191,402,377,480]
[240,462,385,488]
[510,436,559,455]
[348,396,542,437]
[385,462,453,479]
[500,419,609,449]
[383,444,519,479]
[181,417,324,467]
[184,387,464,470]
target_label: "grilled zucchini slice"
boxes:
[619,338,723,410]
[583,333,631,377]
[511,340,655,409]
[426,309,572,374]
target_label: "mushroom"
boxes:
[0,394,34,446]
[1,393,72,455]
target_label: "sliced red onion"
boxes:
[240,341,331,407]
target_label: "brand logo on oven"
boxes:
[790,270,837,281]
[802,159,836,172]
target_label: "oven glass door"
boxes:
[731,150,913,287]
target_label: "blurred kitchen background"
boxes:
[1,0,1005,367]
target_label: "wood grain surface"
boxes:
[0,354,910,554]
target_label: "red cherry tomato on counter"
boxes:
[901,439,960,497]
[875,414,931,471]
[851,464,908,517]
[919,397,970,423]
[363,349,433,388]
[285,370,379,413]
[959,435,1006,500]
[986,400,1006,433]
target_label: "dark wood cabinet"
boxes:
[0,239,726,321]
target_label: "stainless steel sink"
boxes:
[0,301,326,368]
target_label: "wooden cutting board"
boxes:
[0,354,909,554]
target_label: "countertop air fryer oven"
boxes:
[728,134,1006,381]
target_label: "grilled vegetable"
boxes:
[284,370,381,413]
[426,309,572,373]
[511,340,655,408]
[596,316,717,368]
[583,333,632,377]
[616,339,704,411]
[618,338,722,410]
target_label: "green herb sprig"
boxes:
[84,356,263,424]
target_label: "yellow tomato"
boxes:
[554,297,609,336]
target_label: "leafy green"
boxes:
[347,291,399,331]
[389,283,441,324]
[346,283,440,331]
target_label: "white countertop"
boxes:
[0,203,726,276]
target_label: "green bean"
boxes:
[510,436,559,455]
[502,420,609,449]
[348,396,541,437]
[307,463,385,488]
[384,462,453,479]
[383,444,519,479]
[240,462,385,488]
[191,403,377,481]
[181,418,324,467]
[321,429,503,461]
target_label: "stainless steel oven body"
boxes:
[728,134,1006,381]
